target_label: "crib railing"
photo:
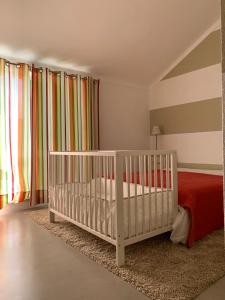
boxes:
[48,150,178,266]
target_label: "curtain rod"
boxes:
[4,59,32,69]
[35,67,99,81]
[2,58,99,81]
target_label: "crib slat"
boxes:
[78,156,81,221]
[89,157,92,228]
[82,157,85,222]
[55,155,60,211]
[66,156,69,217]
[63,155,66,215]
[106,156,109,232]
[71,156,76,220]
[129,155,133,238]
[104,156,108,236]
[160,154,164,228]
[171,153,178,222]
[148,155,152,232]
[64,155,67,216]
[94,156,97,231]
[140,155,145,234]
[134,156,138,236]
[50,155,52,209]
[125,156,130,238]
[83,157,86,223]
[69,156,73,218]
[58,155,60,212]
[74,156,78,220]
[99,156,102,233]
[110,156,114,239]
[56,155,61,211]
[60,155,62,214]
[114,154,125,266]
[63,155,65,216]
[154,154,157,230]
[85,158,88,226]
[74,158,76,218]
[55,156,58,211]
[72,156,75,218]
[166,154,170,226]
[78,156,80,222]
[52,155,55,209]
[77,156,80,222]
[58,155,60,213]
[144,155,147,187]
[67,157,69,217]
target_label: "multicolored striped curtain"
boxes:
[30,69,99,206]
[0,59,31,209]
[30,67,48,206]
[0,58,99,208]
[48,71,99,151]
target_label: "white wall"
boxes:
[99,80,149,150]
[151,131,223,165]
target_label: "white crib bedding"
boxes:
[50,178,175,239]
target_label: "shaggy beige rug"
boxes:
[26,208,225,300]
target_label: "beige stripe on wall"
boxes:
[163,29,221,80]
[221,0,225,72]
[178,162,223,170]
[150,97,222,135]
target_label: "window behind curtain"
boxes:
[0,59,31,208]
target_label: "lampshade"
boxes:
[151,125,161,136]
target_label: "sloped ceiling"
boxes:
[0,0,220,86]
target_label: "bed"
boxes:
[173,171,224,247]
[124,169,224,246]
[48,150,178,266]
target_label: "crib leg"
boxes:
[116,244,125,267]
[49,210,55,223]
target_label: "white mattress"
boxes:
[50,178,174,239]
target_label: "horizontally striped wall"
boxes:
[149,27,223,170]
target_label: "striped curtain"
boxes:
[0,59,31,209]
[30,67,48,205]
[48,71,99,151]
[30,69,99,205]
[0,58,99,208]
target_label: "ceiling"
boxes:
[0,0,221,86]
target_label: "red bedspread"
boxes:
[177,172,223,247]
[123,171,224,246]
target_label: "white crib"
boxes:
[48,150,178,266]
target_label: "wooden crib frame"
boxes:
[48,150,178,266]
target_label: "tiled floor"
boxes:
[0,209,225,300]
